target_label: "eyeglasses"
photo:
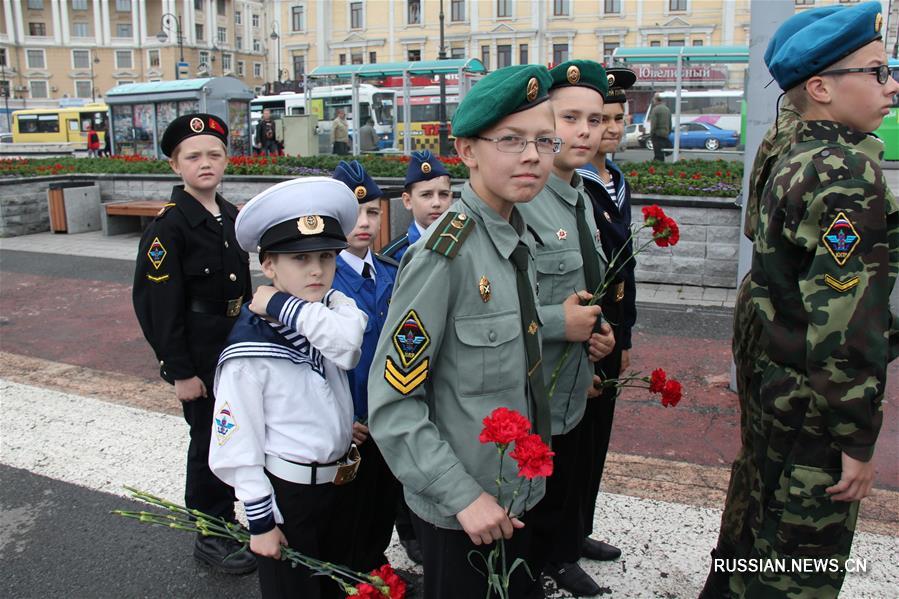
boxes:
[473,135,563,154]
[818,64,894,85]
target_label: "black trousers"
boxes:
[394,496,416,542]
[332,141,349,155]
[257,473,347,599]
[332,437,401,572]
[410,510,543,599]
[651,135,669,161]
[530,418,587,567]
[181,383,236,521]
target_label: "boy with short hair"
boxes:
[381,150,453,262]
[517,59,616,598]
[209,177,368,599]
[725,2,899,596]
[368,64,558,599]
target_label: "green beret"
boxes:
[549,60,609,98]
[451,64,552,138]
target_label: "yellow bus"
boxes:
[395,86,459,152]
[12,104,108,145]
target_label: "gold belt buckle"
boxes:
[226,296,243,317]
[332,444,362,486]
[614,282,625,303]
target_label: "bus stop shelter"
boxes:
[105,77,254,159]
[611,46,749,161]
[307,58,486,155]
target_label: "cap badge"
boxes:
[566,65,581,85]
[875,12,883,33]
[208,118,225,134]
[556,228,567,241]
[189,117,205,133]
[421,162,432,174]
[297,215,325,235]
[354,185,367,200]
[478,276,491,303]
[607,73,616,87]
[526,77,539,102]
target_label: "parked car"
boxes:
[644,122,740,152]
[0,132,12,144]
[624,123,647,148]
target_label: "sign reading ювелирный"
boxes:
[636,64,728,84]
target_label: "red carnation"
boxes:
[716,170,723,177]
[348,584,382,599]
[479,407,531,447]
[648,166,656,174]
[679,171,686,178]
[649,368,667,393]
[653,216,680,247]
[661,379,683,407]
[629,170,638,177]
[691,173,702,180]
[370,564,406,599]
[510,434,554,479]
[641,204,666,227]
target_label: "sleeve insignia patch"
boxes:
[147,237,167,270]
[392,309,430,368]
[823,274,859,293]
[822,211,860,266]
[384,356,429,395]
[146,273,170,283]
[214,402,239,445]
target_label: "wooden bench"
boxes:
[101,200,169,236]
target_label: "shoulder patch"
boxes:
[155,202,177,218]
[214,402,239,445]
[392,309,430,368]
[376,252,400,268]
[382,234,409,256]
[425,211,475,259]
[822,211,860,266]
[147,237,167,270]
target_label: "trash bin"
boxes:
[47,182,101,234]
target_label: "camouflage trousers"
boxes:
[701,275,861,598]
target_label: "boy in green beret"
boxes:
[518,59,616,598]
[718,2,899,597]
[368,64,558,598]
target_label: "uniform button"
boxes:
[558,263,565,271]
[229,273,237,281]
[159,360,164,366]
[488,330,497,342]
[224,240,229,248]
[820,150,830,157]
[204,267,210,274]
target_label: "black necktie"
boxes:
[362,262,373,279]
[575,194,603,296]
[510,243,551,444]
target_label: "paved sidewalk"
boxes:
[0,230,740,308]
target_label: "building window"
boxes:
[451,0,465,21]
[292,6,305,31]
[217,27,227,44]
[199,50,210,67]
[72,49,91,69]
[118,80,134,85]
[75,80,92,98]
[237,60,245,76]
[0,80,10,98]
[115,49,133,69]
[408,0,421,25]
[669,0,687,10]
[351,51,363,65]
[195,24,204,41]
[72,0,89,10]
[30,80,49,98]
[253,62,262,78]
[339,53,347,65]
[552,43,568,65]
[28,22,46,36]
[252,38,261,52]
[668,38,685,46]
[222,53,232,71]
[27,0,43,9]
[496,0,511,18]
[236,36,243,49]
[519,43,528,64]
[650,40,661,47]
[115,0,131,12]
[216,0,225,15]
[692,39,704,46]
[116,23,132,38]
[481,45,489,68]
[194,0,203,9]
[72,22,90,37]
[252,13,260,28]
[553,0,569,17]
[497,44,511,68]
[603,41,619,62]
[795,0,814,4]
[407,48,421,61]
[350,2,363,29]
[369,51,377,63]
[148,49,160,68]
[26,49,46,69]
[235,10,241,24]
[0,48,7,67]
[450,46,465,58]
[293,55,305,79]
[604,0,621,13]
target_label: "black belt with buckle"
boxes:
[189,296,243,317]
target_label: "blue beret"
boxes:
[451,64,553,138]
[768,1,884,91]
[404,150,449,187]
[235,177,358,255]
[549,60,609,98]
[763,5,842,69]
[332,160,383,204]
[160,113,228,157]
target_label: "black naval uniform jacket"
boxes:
[580,162,636,351]
[133,186,252,385]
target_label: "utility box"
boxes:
[47,182,101,233]
[282,114,319,157]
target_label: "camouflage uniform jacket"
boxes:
[751,120,899,463]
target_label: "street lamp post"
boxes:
[270,23,281,91]
[156,13,184,79]
[0,64,10,134]
[89,51,100,102]
[437,0,449,156]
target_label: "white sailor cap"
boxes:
[235,177,359,256]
